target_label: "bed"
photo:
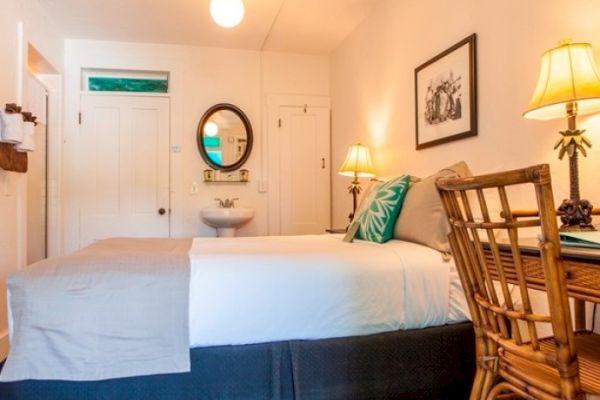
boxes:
[0,234,475,399]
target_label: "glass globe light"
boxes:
[210,0,245,28]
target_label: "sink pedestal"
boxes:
[216,227,236,237]
[200,206,255,238]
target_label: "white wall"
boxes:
[0,0,63,358]
[63,40,329,251]
[330,0,600,228]
[262,51,330,95]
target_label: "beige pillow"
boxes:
[393,161,472,252]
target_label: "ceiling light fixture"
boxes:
[210,0,245,28]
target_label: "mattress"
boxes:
[188,234,469,347]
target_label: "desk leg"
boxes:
[574,299,586,331]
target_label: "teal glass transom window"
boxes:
[88,77,168,93]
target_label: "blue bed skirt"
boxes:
[0,322,475,400]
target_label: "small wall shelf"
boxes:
[203,169,250,184]
[203,179,249,184]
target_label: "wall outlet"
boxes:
[190,181,198,195]
[258,179,268,193]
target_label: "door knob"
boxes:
[158,208,166,215]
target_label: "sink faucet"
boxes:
[215,198,239,208]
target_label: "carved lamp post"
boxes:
[524,40,600,231]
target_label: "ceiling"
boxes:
[41,0,379,55]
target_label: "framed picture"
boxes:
[415,33,477,150]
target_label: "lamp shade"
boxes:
[523,41,600,120]
[338,144,376,178]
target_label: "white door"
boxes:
[279,106,330,235]
[79,95,170,247]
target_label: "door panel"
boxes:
[80,95,170,247]
[130,104,170,236]
[280,106,330,235]
[93,107,120,216]
[132,109,158,214]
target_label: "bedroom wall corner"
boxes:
[329,0,600,228]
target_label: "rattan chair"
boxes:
[436,164,600,400]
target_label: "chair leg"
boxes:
[480,367,496,400]
[476,338,498,400]
[470,366,486,400]
[470,335,489,400]
[471,357,498,399]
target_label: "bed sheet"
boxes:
[188,234,468,347]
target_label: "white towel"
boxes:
[0,111,23,144]
[15,121,35,152]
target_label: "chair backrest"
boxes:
[436,164,581,399]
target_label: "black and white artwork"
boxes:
[415,34,477,149]
[424,71,462,125]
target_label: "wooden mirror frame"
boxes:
[196,103,253,172]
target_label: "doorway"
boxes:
[267,95,331,235]
[24,74,48,264]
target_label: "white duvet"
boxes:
[188,234,468,348]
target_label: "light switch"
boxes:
[190,181,199,195]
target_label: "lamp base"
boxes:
[347,179,362,223]
[558,198,596,232]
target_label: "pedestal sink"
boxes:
[200,207,255,237]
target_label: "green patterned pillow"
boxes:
[354,175,411,243]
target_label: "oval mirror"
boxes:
[197,103,253,172]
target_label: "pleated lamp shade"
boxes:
[338,144,376,178]
[523,41,600,120]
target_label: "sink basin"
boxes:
[201,207,255,237]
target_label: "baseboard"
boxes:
[0,329,8,360]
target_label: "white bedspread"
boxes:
[188,234,468,348]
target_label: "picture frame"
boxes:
[415,33,477,150]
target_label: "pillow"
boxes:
[354,179,384,218]
[342,182,383,243]
[355,176,421,219]
[342,219,361,243]
[353,175,411,243]
[393,161,472,252]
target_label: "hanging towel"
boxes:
[15,121,35,152]
[0,110,24,144]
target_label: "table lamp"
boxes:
[524,40,600,231]
[338,143,376,222]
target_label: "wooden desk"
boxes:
[483,238,600,330]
